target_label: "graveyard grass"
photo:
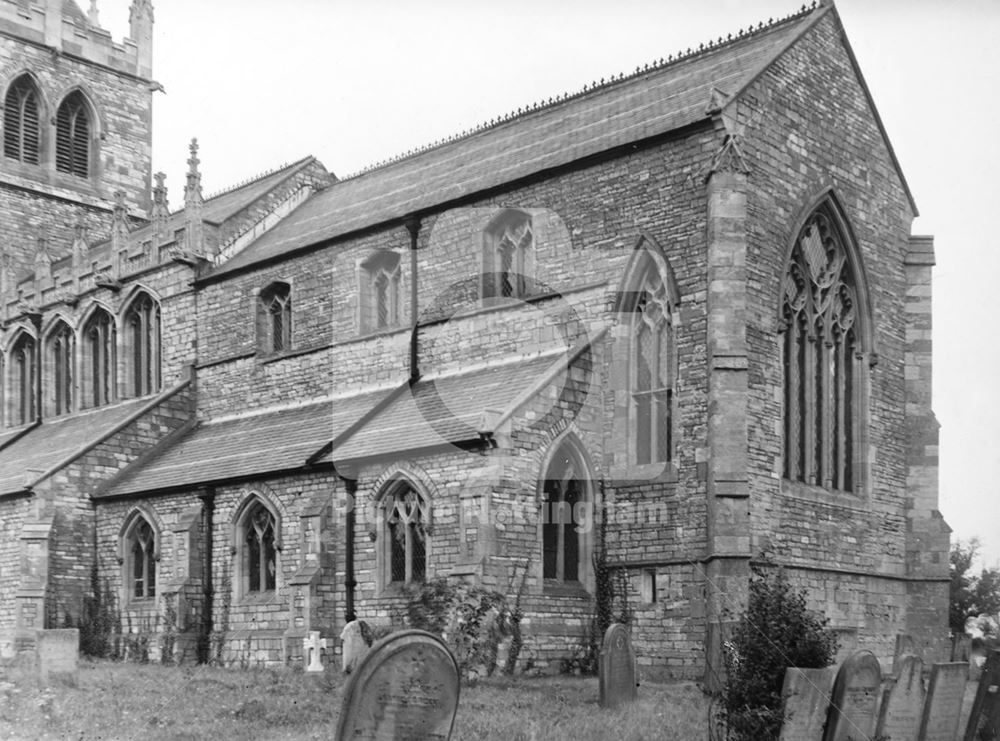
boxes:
[0,659,711,740]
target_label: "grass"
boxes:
[0,660,711,741]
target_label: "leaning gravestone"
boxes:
[599,622,637,709]
[823,650,883,741]
[918,662,967,741]
[334,629,459,741]
[778,666,836,741]
[37,629,79,683]
[893,634,918,676]
[875,653,924,741]
[963,649,1000,741]
[340,619,370,674]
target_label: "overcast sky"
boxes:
[93,0,1000,567]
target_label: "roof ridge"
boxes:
[339,1,820,181]
[186,155,314,209]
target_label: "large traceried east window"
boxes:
[632,272,674,465]
[781,206,866,492]
[55,91,91,178]
[83,308,116,408]
[47,320,74,416]
[383,482,428,586]
[3,76,41,165]
[124,292,161,397]
[240,500,278,594]
[482,210,533,300]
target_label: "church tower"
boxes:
[0,0,155,273]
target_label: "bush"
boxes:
[721,566,838,741]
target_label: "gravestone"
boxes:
[778,666,836,741]
[303,630,328,673]
[963,649,1000,741]
[893,634,918,676]
[335,629,459,741]
[918,662,967,741]
[823,650,882,741]
[37,629,78,682]
[599,623,637,709]
[875,653,924,741]
[340,619,370,674]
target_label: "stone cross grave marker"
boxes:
[875,653,924,741]
[303,630,328,673]
[334,629,459,741]
[778,666,836,741]
[893,634,917,676]
[37,629,78,683]
[340,619,370,674]
[917,662,967,741]
[599,622,637,709]
[823,650,882,741]
[963,649,1000,741]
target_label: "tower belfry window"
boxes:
[56,92,91,178]
[4,77,40,165]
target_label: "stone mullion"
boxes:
[820,335,834,489]
[785,316,801,480]
[803,327,817,486]
[834,339,847,490]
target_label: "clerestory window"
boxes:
[482,210,533,300]
[258,282,291,354]
[124,292,161,397]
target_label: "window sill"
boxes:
[378,580,424,598]
[126,597,157,607]
[238,590,280,606]
[780,479,865,508]
[542,580,590,599]
[608,460,679,484]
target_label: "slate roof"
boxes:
[326,354,564,464]
[98,392,390,497]
[0,398,151,496]
[207,6,826,280]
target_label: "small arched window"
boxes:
[781,205,866,492]
[240,500,278,594]
[540,437,594,590]
[3,76,41,165]
[258,282,291,353]
[55,91,91,178]
[47,321,74,416]
[482,210,533,300]
[124,293,160,397]
[381,481,428,586]
[10,332,37,426]
[359,251,401,333]
[126,516,157,600]
[83,308,116,408]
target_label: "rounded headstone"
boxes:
[823,650,882,741]
[335,629,460,741]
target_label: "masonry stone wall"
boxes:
[0,495,32,627]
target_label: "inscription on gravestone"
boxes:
[823,650,882,741]
[37,629,79,681]
[335,629,459,741]
[778,666,836,741]
[876,653,924,741]
[963,649,1000,741]
[599,623,637,709]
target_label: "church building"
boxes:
[0,0,948,680]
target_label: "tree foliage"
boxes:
[721,566,838,741]
[950,538,1000,632]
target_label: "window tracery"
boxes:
[483,211,533,300]
[385,484,428,585]
[632,272,674,465]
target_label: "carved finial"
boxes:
[88,0,99,26]
[184,138,203,206]
[34,235,51,272]
[183,138,206,257]
[72,219,89,272]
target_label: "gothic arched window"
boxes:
[781,207,864,492]
[240,501,278,594]
[47,321,74,416]
[83,308,116,408]
[124,292,160,397]
[382,481,428,586]
[541,438,594,589]
[632,272,674,465]
[55,91,91,178]
[482,210,533,300]
[10,332,37,426]
[258,282,291,353]
[126,516,157,600]
[3,76,41,165]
